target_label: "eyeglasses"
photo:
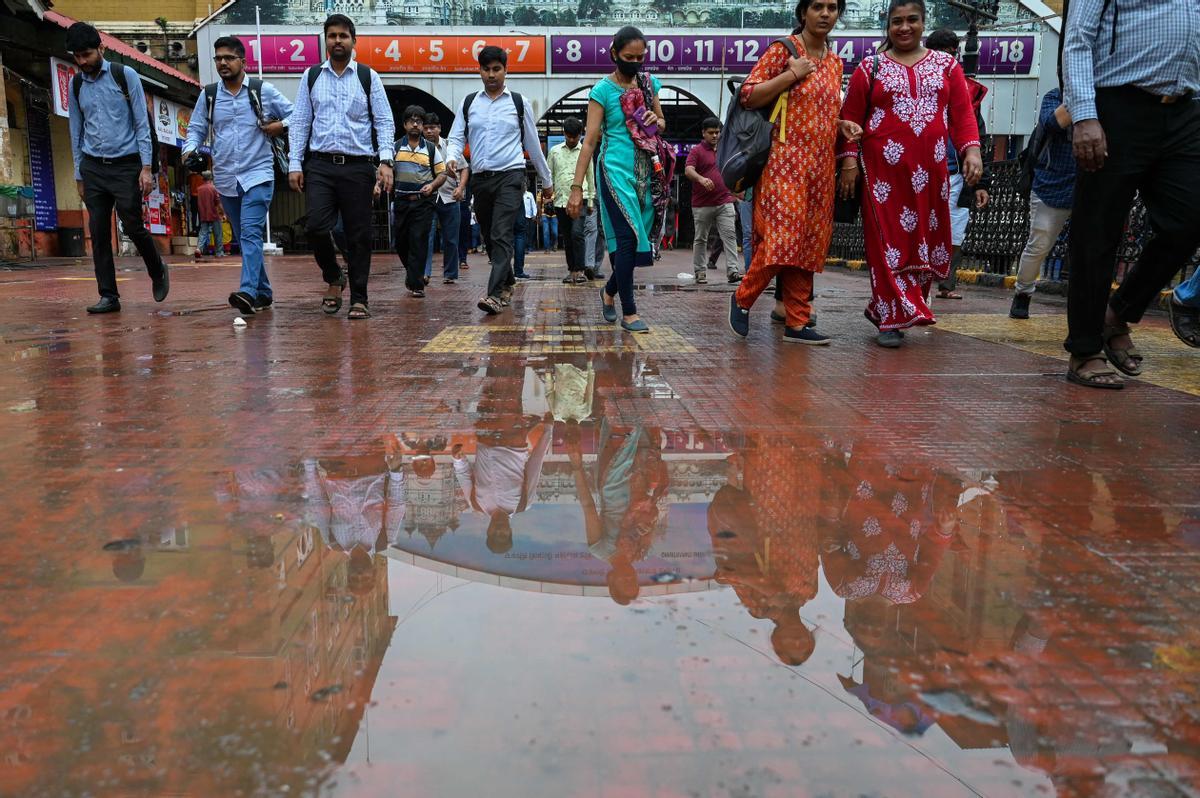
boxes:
[213,54,242,63]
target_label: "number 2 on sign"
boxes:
[289,39,305,62]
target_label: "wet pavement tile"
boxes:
[0,253,1199,796]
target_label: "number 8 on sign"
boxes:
[565,39,582,62]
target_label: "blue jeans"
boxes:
[1176,268,1200,309]
[219,181,274,300]
[198,219,223,255]
[513,216,529,276]
[737,199,753,270]
[425,199,461,280]
[541,214,558,252]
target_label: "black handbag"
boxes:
[833,55,880,224]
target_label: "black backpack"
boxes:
[303,63,377,155]
[715,38,799,194]
[72,63,160,174]
[461,90,526,162]
[204,78,291,182]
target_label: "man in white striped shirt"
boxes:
[287,14,395,320]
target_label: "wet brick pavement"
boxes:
[0,249,1199,797]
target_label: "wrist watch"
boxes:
[379,159,394,167]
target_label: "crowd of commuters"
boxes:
[65,0,1200,386]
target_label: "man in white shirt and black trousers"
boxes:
[446,45,552,316]
[287,14,395,320]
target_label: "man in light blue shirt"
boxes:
[287,14,395,320]
[185,35,293,316]
[1062,0,1200,389]
[66,22,167,314]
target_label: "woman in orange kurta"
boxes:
[728,0,860,344]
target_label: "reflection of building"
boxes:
[0,511,396,795]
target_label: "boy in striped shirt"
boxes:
[393,104,446,297]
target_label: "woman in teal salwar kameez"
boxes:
[567,26,666,334]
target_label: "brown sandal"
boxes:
[1066,355,1124,390]
[936,289,963,300]
[1102,323,1143,376]
[322,281,345,315]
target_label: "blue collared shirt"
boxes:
[445,86,552,188]
[1064,0,1200,122]
[1031,89,1077,210]
[185,78,294,196]
[286,59,394,171]
[67,60,153,180]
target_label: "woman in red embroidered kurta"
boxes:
[838,1,981,343]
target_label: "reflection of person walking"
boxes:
[446,45,552,316]
[287,14,396,321]
[1061,0,1200,388]
[66,22,169,315]
[686,117,742,285]
[392,104,446,299]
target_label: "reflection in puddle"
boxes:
[4,343,1198,798]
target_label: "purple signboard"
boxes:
[241,34,323,73]
[549,34,1035,76]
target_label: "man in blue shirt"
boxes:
[287,14,396,321]
[1062,0,1200,388]
[66,22,167,314]
[184,35,293,316]
[1009,88,1076,320]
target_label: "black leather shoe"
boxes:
[229,291,255,314]
[87,296,121,314]
[152,262,170,302]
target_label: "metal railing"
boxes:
[829,158,1200,289]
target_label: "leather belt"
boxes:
[83,153,141,166]
[308,151,375,164]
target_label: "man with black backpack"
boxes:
[445,45,552,316]
[184,35,293,315]
[66,22,168,314]
[1009,88,1075,320]
[287,14,395,320]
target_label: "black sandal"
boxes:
[1102,323,1143,376]
[322,281,345,315]
[347,302,371,320]
[1066,355,1124,390]
[1168,297,1200,348]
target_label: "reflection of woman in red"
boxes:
[707,439,820,665]
[566,418,669,606]
[820,441,959,732]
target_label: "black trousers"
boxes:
[1066,87,1200,355]
[555,207,586,273]
[394,195,436,292]
[80,157,162,299]
[304,158,377,306]
[471,169,525,299]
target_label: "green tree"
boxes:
[577,0,607,22]
[513,5,540,24]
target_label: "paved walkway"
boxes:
[1,248,1198,797]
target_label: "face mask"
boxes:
[616,59,640,78]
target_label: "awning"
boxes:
[43,10,200,88]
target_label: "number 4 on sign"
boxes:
[385,40,402,61]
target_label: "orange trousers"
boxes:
[734,265,814,328]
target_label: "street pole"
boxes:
[945,0,997,78]
[256,5,280,254]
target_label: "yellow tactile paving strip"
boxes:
[937,314,1200,396]
[421,324,698,354]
